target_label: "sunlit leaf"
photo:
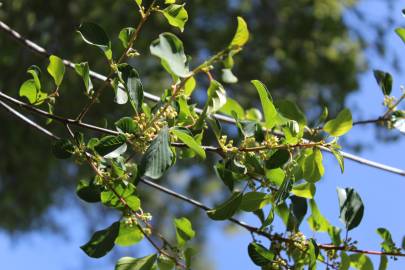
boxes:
[324,108,353,137]
[161,4,188,32]
[337,187,364,231]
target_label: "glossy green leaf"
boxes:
[77,22,111,58]
[81,222,119,258]
[349,254,374,270]
[324,108,353,137]
[27,65,41,91]
[337,187,364,231]
[157,255,175,270]
[328,226,342,246]
[94,135,127,158]
[251,80,277,129]
[140,126,174,179]
[207,191,243,220]
[47,55,65,87]
[219,97,244,119]
[19,79,46,104]
[331,148,345,173]
[378,255,388,270]
[161,4,188,32]
[376,228,396,252]
[115,117,138,134]
[74,62,93,95]
[115,254,157,270]
[307,199,330,232]
[266,168,285,187]
[101,183,140,211]
[395,28,405,45]
[51,138,75,159]
[230,17,249,48]
[206,80,227,115]
[183,76,196,96]
[173,217,195,247]
[214,161,236,191]
[291,182,316,199]
[240,192,271,212]
[76,179,101,203]
[115,222,143,247]
[276,100,307,125]
[373,70,392,96]
[172,129,205,159]
[247,242,274,266]
[303,149,324,182]
[119,27,135,48]
[150,33,191,78]
[340,252,351,270]
[308,239,319,269]
[117,64,143,112]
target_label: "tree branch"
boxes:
[1,19,404,176]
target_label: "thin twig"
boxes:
[0,100,60,140]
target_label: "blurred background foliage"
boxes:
[0,0,397,261]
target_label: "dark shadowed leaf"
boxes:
[81,222,119,258]
[373,70,392,96]
[207,191,243,220]
[247,242,274,266]
[52,138,75,159]
[337,187,364,231]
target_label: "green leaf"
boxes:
[221,68,238,84]
[27,65,41,91]
[94,135,127,158]
[303,149,324,182]
[395,28,405,45]
[117,64,143,112]
[290,195,308,228]
[219,97,244,119]
[240,192,271,212]
[157,255,175,270]
[291,182,316,199]
[51,138,75,159]
[378,255,388,270]
[207,191,243,220]
[19,79,47,104]
[307,199,330,232]
[308,239,319,269]
[150,33,191,78]
[115,221,143,247]
[376,228,396,253]
[101,183,141,211]
[77,22,111,57]
[183,76,196,96]
[119,27,135,48]
[214,161,236,191]
[340,252,351,270]
[47,55,65,87]
[115,254,157,270]
[161,4,188,32]
[324,108,353,137]
[276,100,307,126]
[230,17,249,48]
[140,126,174,179]
[247,242,274,266]
[76,179,101,203]
[349,254,374,270]
[115,117,138,134]
[265,149,290,169]
[251,80,277,129]
[265,168,285,187]
[373,70,393,96]
[81,222,119,258]
[172,129,206,159]
[206,80,227,115]
[74,62,93,95]
[337,187,364,231]
[173,217,195,247]
[331,148,345,173]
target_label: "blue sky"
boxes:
[1,1,405,269]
